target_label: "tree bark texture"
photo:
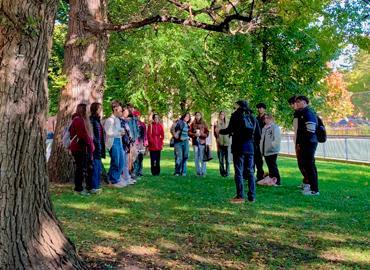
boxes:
[0,0,86,269]
[48,0,109,183]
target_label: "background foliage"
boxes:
[48,0,369,126]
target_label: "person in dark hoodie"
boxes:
[288,96,309,190]
[220,100,261,203]
[295,96,320,196]
[88,102,106,194]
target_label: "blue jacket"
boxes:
[90,116,106,159]
[220,108,261,154]
[296,106,318,145]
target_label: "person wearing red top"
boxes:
[69,103,95,194]
[147,113,164,176]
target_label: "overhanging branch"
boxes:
[86,13,253,34]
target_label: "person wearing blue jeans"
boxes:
[174,140,189,176]
[193,144,206,175]
[220,100,261,203]
[234,153,255,200]
[88,102,106,193]
[108,138,124,184]
[172,113,191,176]
[189,112,209,176]
[104,101,126,188]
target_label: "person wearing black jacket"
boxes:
[220,100,261,203]
[255,103,266,180]
[88,102,106,193]
[295,96,319,196]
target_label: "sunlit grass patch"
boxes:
[51,149,370,269]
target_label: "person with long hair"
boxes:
[189,112,209,176]
[214,111,230,177]
[88,102,106,193]
[147,113,165,176]
[104,101,126,188]
[120,106,135,186]
[171,112,191,176]
[69,103,95,195]
[220,100,261,203]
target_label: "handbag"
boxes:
[170,121,185,147]
[203,145,213,162]
[169,137,175,147]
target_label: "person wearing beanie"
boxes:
[220,100,261,203]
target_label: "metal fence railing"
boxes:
[281,134,370,164]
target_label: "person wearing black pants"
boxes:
[295,96,319,195]
[150,151,161,176]
[73,151,92,192]
[300,142,318,192]
[255,103,266,180]
[264,155,280,185]
[147,114,165,176]
[259,113,281,186]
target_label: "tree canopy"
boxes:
[48,0,370,125]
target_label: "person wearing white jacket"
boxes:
[104,101,126,188]
[259,114,282,186]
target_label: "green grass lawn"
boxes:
[51,148,370,270]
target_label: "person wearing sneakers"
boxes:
[295,96,320,196]
[220,100,261,203]
[172,113,191,176]
[104,101,126,188]
[88,102,106,194]
[288,96,309,191]
[259,114,281,186]
[120,106,135,186]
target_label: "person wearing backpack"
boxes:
[220,100,261,203]
[288,96,310,191]
[69,104,95,195]
[295,96,320,196]
[171,113,191,176]
[147,113,165,176]
[189,112,209,177]
[259,114,282,186]
[87,102,106,194]
[104,101,126,188]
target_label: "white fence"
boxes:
[281,134,370,164]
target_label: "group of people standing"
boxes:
[217,96,320,203]
[67,95,320,202]
[68,101,165,194]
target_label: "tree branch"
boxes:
[86,13,254,34]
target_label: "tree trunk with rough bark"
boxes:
[48,0,109,183]
[0,0,86,269]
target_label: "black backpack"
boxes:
[242,113,256,137]
[316,116,327,143]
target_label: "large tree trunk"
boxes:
[48,0,109,183]
[0,0,86,269]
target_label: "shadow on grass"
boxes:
[52,149,370,269]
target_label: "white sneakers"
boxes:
[303,190,320,196]
[112,181,128,188]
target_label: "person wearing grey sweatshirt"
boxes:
[260,114,281,186]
